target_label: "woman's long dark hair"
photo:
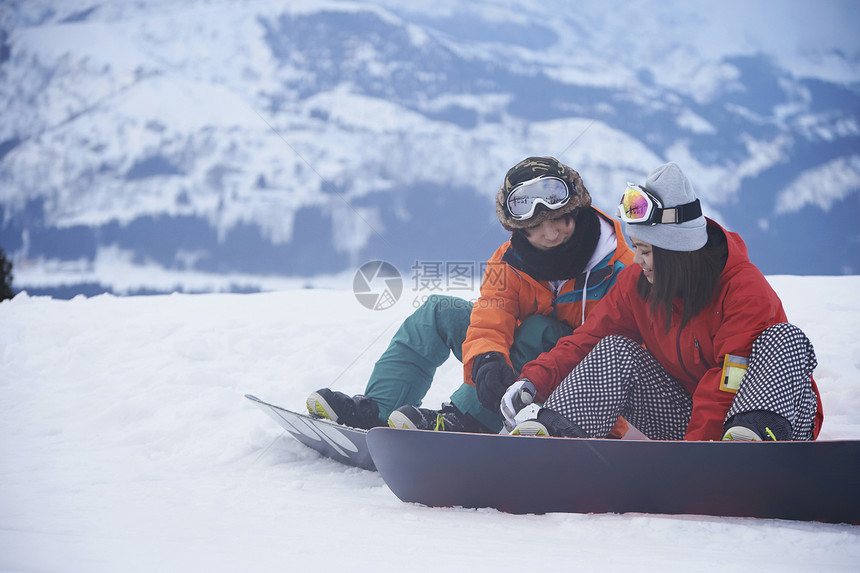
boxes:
[636,234,728,330]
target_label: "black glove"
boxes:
[472,352,516,412]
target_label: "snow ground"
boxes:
[1,275,859,572]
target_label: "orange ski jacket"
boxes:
[461,208,634,383]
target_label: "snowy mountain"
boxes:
[1,0,859,296]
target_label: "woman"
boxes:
[503,162,823,441]
[307,156,633,434]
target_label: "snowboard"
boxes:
[366,427,860,524]
[246,394,375,471]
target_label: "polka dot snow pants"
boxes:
[543,323,818,440]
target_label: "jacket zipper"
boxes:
[677,333,714,383]
[696,339,713,369]
[676,329,698,383]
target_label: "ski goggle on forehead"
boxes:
[618,184,702,226]
[505,176,572,221]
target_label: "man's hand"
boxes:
[473,352,516,412]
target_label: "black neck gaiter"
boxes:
[509,209,601,281]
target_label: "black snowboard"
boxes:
[366,427,860,523]
[246,394,375,471]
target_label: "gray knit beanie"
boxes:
[625,162,707,251]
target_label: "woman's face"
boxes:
[632,238,655,283]
[522,214,576,251]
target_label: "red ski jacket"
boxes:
[519,219,823,441]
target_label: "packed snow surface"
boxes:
[1,275,859,571]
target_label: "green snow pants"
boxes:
[364,294,573,432]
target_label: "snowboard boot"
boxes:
[722,410,791,441]
[512,408,588,438]
[388,403,490,433]
[306,388,384,429]
[510,420,549,436]
[721,426,765,441]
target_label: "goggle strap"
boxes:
[658,199,702,224]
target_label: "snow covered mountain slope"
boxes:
[1,0,858,296]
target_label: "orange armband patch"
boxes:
[719,353,749,394]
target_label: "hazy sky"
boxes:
[698,0,860,56]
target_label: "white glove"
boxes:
[501,379,536,432]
